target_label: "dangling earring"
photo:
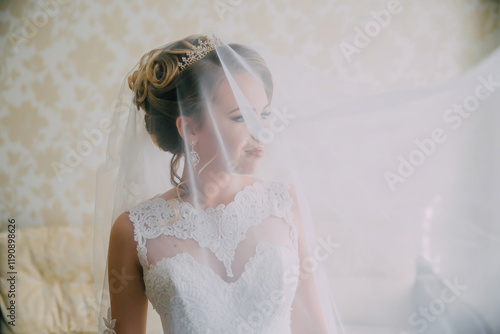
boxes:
[190,140,200,167]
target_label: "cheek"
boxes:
[198,120,248,158]
[221,122,248,149]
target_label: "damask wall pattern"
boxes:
[0,0,499,231]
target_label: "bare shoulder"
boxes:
[287,183,297,193]
[109,212,137,250]
[288,185,301,211]
[108,211,143,279]
[156,187,180,202]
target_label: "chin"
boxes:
[237,161,262,175]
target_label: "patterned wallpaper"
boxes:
[0,0,499,230]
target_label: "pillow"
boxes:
[0,226,96,333]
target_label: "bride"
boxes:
[94,32,500,334]
[95,34,342,334]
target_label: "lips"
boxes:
[245,146,265,156]
[246,146,264,152]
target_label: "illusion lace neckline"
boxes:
[128,180,296,278]
[154,180,266,213]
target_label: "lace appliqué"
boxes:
[128,181,296,277]
[124,180,300,334]
[103,306,116,334]
[144,241,299,333]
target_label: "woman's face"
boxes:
[195,72,271,175]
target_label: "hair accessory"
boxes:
[178,34,224,72]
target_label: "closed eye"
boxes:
[231,112,271,122]
[229,106,272,122]
[230,115,245,122]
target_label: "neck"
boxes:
[178,164,239,208]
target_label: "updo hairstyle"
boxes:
[127,34,273,186]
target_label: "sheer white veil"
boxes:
[93,33,500,333]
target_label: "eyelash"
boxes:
[231,111,272,122]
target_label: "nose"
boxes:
[241,110,265,141]
[252,122,275,144]
[251,134,263,144]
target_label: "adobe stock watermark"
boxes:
[8,0,71,54]
[399,277,467,333]
[51,97,130,182]
[339,0,406,63]
[257,105,296,144]
[76,267,136,332]
[199,105,295,199]
[212,0,244,20]
[385,74,500,192]
[287,234,340,281]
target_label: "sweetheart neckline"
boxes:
[144,241,297,287]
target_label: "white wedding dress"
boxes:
[122,180,301,334]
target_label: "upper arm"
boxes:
[288,185,309,261]
[107,212,148,334]
[288,185,329,333]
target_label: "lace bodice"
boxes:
[107,180,300,334]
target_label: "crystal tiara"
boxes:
[178,34,224,72]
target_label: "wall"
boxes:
[0,0,498,230]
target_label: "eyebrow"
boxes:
[227,104,271,114]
